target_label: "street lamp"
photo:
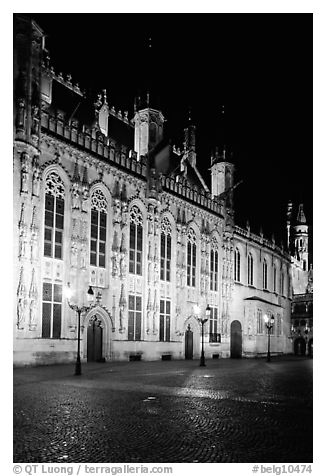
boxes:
[263,313,275,362]
[196,304,211,367]
[65,283,95,375]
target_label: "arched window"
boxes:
[210,238,218,291]
[234,248,241,282]
[263,259,268,290]
[247,253,254,286]
[90,189,107,268]
[160,217,172,282]
[187,228,197,287]
[42,172,65,339]
[44,172,65,259]
[273,265,277,293]
[129,205,143,275]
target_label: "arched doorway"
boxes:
[308,338,313,357]
[294,337,306,356]
[230,320,242,358]
[185,324,193,359]
[87,315,103,362]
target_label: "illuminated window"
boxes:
[128,294,142,341]
[44,172,65,259]
[159,299,171,342]
[209,307,219,342]
[187,228,197,287]
[160,217,172,282]
[248,253,254,286]
[234,248,241,282]
[129,206,143,275]
[210,239,218,291]
[263,259,268,290]
[42,282,62,339]
[90,189,107,268]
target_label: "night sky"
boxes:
[30,13,312,246]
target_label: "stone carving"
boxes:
[20,152,29,194]
[17,267,26,330]
[28,269,38,331]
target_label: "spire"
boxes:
[296,204,306,224]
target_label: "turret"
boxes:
[294,204,309,270]
[210,147,234,208]
[133,97,164,159]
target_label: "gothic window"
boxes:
[210,239,218,291]
[187,228,197,287]
[44,172,65,259]
[257,309,263,334]
[42,282,62,339]
[90,190,107,268]
[160,217,172,282]
[303,260,307,271]
[129,206,143,275]
[209,306,219,342]
[273,265,277,293]
[159,299,171,342]
[247,253,254,286]
[128,294,142,341]
[263,259,268,290]
[234,248,241,282]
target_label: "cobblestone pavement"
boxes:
[13,356,312,463]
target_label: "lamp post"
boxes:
[65,284,94,375]
[264,313,275,362]
[196,304,211,367]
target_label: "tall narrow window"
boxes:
[128,294,142,341]
[44,172,65,259]
[257,309,263,334]
[210,239,218,291]
[187,228,197,287]
[280,271,284,296]
[90,190,107,267]
[247,253,254,286]
[129,206,143,275]
[42,282,62,339]
[273,265,277,292]
[234,248,241,282]
[160,217,172,282]
[209,307,219,342]
[276,313,282,336]
[263,259,268,290]
[159,299,171,342]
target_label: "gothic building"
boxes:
[14,16,301,366]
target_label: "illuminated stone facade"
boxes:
[13,16,301,366]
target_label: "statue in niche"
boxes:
[29,299,37,330]
[120,253,126,278]
[19,230,28,260]
[81,185,89,213]
[30,236,39,262]
[111,254,119,277]
[21,167,29,193]
[71,182,80,210]
[71,242,78,268]
[32,167,41,197]
[80,246,86,269]
[17,297,27,330]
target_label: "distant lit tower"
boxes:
[210,147,235,209]
[286,200,293,250]
[294,204,309,271]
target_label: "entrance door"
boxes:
[87,316,103,362]
[185,325,193,359]
[294,337,306,356]
[230,320,242,358]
